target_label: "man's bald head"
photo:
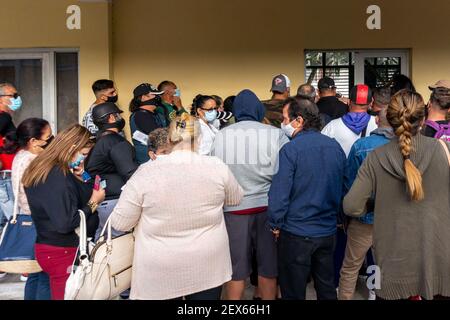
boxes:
[296,84,316,102]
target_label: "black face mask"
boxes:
[102,118,125,132]
[140,96,161,107]
[40,135,54,149]
[106,95,119,103]
[367,109,379,117]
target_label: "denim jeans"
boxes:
[95,199,123,241]
[0,177,14,227]
[278,231,337,300]
[24,272,51,300]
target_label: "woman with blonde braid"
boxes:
[344,89,450,300]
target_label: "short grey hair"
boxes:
[148,128,170,152]
[296,84,316,101]
[0,83,15,96]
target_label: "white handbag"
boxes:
[64,210,135,300]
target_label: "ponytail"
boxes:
[397,108,424,201]
[129,98,141,113]
[387,90,426,201]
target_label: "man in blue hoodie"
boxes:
[268,98,346,300]
[322,85,377,157]
[321,84,377,288]
[212,89,289,300]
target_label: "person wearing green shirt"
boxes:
[157,80,187,127]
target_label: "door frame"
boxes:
[0,48,79,133]
[353,49,410,85]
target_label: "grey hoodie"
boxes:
[211,89,289,212]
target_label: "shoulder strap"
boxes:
[10,171,21,224]
[438,139,450,167]
[361,126,368,138]
[425,120,441,132]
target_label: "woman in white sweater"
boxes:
[190,94,220,155]
[110,113,243,300]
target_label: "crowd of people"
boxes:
[0,74,449,301]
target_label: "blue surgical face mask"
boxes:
[204,109,217,123]
[69,153,87,169]
[8,96,22,111]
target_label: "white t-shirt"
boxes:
[321,116,378,157]
[198,120,219,156]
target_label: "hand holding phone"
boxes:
[93,175,101,191]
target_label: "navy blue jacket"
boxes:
[268,129,346,237]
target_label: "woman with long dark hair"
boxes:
[23,124,105,300]
[10,118,53,299]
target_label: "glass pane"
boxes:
[305,52,323,66]
[0,59,43,125]
[325,68,350,97]
[376,57,400,65]
[364,58,400,89]
[305,68,324,90]
[365,58,376,65]
[56,53,79,132]
[326,52,350,66]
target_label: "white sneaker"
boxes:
[368,290,376,300]
[0,272,6,279]
[20,275,28,282]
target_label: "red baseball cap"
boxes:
[350,84,373,105]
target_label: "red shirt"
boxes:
[0,136,15,170]
[229,206,268,215]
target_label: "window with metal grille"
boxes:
[305,51,354,97]
[305,51,402,97]
[364,57,401,89]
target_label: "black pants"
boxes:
[278,231,337,300]
[172,286,222,300]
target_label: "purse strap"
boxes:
[10,171,21,224]
[99,214,113,247]
[438,139,450,167]
[77,210,90,267]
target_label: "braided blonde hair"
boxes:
[386,89,426,201]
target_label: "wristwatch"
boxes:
[87,200,98,213]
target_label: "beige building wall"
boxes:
[112,0,450,132]
[1,0,449,132]
[0,0,112,119]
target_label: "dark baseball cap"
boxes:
[270,74,291,92]
[350,84,373,105]
[318,77,336,90]
[133,83,164,98]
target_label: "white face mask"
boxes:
[281,121,297,138]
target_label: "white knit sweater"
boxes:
[11,150,36,215]
[110,150,243,300]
